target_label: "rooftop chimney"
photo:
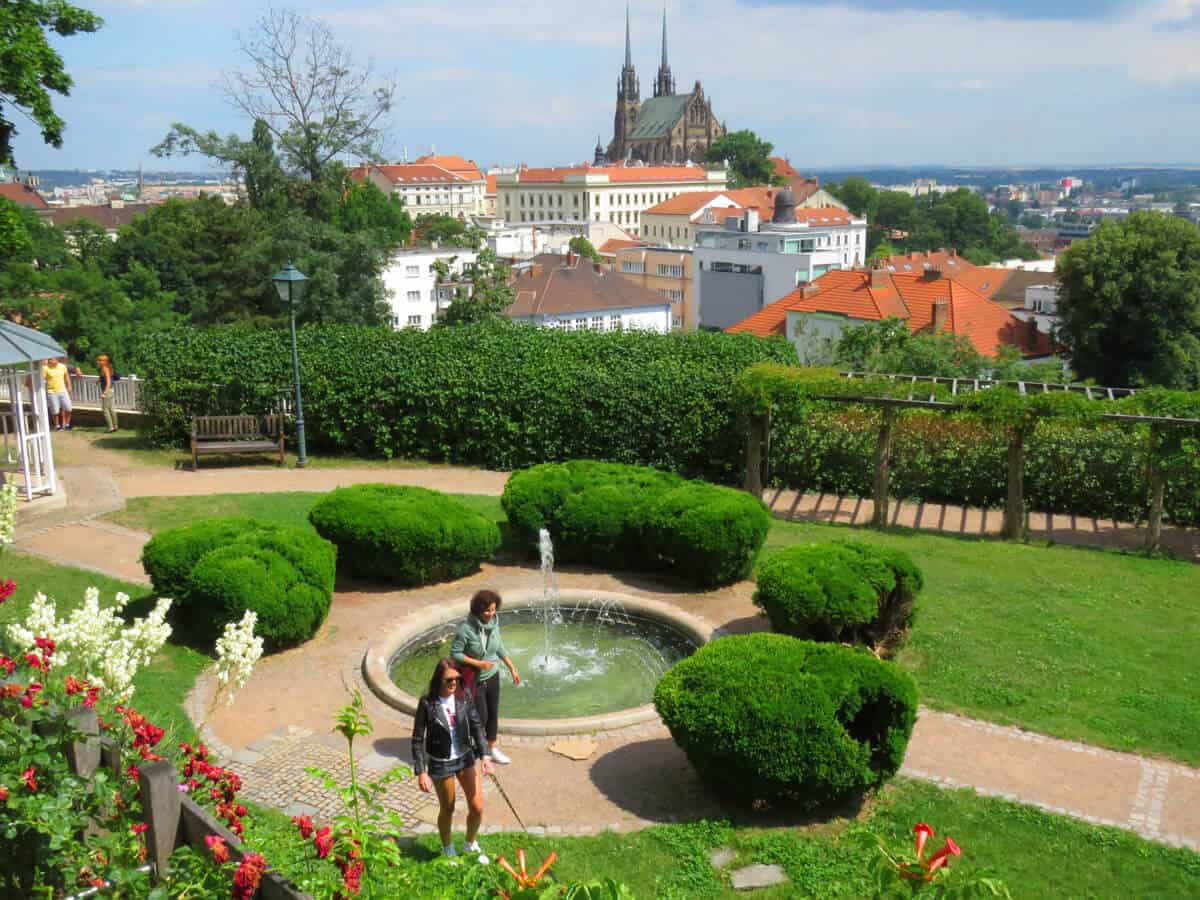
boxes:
[922,266,943,281]
[932,297,950,332]
[745,208,760,232]
[870,264,890,291]
[802,283,820,298]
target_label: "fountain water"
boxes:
[533,528,566,673]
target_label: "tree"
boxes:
[1056,212,1200,388]
[1020,212,1046,229]
[703,130,782,189]
[219,7,394,181]
[866,241,898,264]
[438,248,514,326]
[0,199,33,263]
[0,1,102,165]
[829,177,877,218]
[568,236,601,262]
[832,317,995,378]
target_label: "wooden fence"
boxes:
[48,707,310,899]
[0,374,142,413]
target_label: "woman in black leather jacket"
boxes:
[411,657,494,859]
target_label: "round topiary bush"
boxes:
[654,633,917,807]
[753,542,923,646]
[501,460,768,587]
[141,517,336,650]
[307,484,500,585]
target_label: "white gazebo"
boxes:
[0,321,67,500]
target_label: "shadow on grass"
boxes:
[588,737,871,829]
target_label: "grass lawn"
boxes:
[106,492,1200,766]
[245,779,1200,898]
[0,552,209,741]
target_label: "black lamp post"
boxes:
[271,263,308,468]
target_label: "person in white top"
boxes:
[411,657,494,859]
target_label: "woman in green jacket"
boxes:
[451,589,521,764]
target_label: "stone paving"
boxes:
[11,442,1200,853]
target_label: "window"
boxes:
[406,290,420,302]
[711,261,734,273]
[672,316,682,329]
[657,263,684,278]
[621,260,646,274]
[659,288,683,302]
[561,319,573,332]
[406,314,422,326]
[608,314,622,331]
[405,265,420,276]
[737,238,752,250]
[756,241,770,251]
[575,318,587,331]
[591,316,604,330]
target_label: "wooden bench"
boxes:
[191,415,285,470]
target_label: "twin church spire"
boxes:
[621,6,675,100]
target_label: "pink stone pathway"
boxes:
[11,460,1200,850]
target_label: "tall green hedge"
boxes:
[136,323,794,483]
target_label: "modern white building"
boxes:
[494,162,727,232]
[380,247,478,330]
[1012,283,1059,336]
[693,192,868,330]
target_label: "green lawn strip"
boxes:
[764,519,1200,766]
[0,552,209,741]
[242,779,1200,898]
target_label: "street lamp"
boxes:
[272,262,308,468]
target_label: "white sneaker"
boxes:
[490,747,511,765]
[442,845,458,858]
[464,840,482,854]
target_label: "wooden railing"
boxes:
[0,374,142,412]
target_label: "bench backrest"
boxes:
[192,415,282,439]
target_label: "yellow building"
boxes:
[613,245,695,330]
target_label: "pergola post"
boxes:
[1003,429,1026,540]
[871,406,896,527]
[743,411,770,497]
[1145,424,1164,554]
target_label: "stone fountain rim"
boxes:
[361,588,713,736]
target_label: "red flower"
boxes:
[1,682,21,699]
[33,636,55,656]
[83,685,101,708]
[25,653,43,672]
[22,767,37,792]
[0,785,8,802]
[232,852,267,900]
[313,826,334,859]
[925,837,962,875]
[126,764,140,783]
[0,655,15,675]
[205,834,230,865]
[235,804,247,818]
[338,857,365,896]
[131,823,148,836]
[0,580,15,602]
[913,822,934,860]
[20,682,42,708]
[65,675,84,695]
[293,814,314,839]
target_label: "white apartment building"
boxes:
[694,195,868,330]
[495,163,727,233]
[381,247,478,330]
[1011,283,1059,336]
[350,155,487,219]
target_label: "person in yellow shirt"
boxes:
[42,357,73,431]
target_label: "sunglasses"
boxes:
[443,676,462,685]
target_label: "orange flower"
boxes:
[913,822,934,860]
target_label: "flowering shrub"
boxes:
[870,823,1010,897]
[0,481,17,547]
[214,610,266,706]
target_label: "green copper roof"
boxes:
[627,94,693,140]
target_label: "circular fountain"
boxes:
[362,531,713,735]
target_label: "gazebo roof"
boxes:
[0,321,67,366]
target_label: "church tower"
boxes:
[653,8,675,98]
[609,6,641,162]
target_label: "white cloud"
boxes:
[960,79,989,91]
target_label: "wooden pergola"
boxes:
[743,370,1200,552]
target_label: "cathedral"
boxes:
[599,9,726,165]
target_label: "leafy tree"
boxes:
[866,241,898,264]
[1056,211,1200,388]
[832,317,996,378]
[0,1,102,165]
[1020,212,1047,229]
[0,199,33,263]
[60,219,111,266]
[413,214,481,248]
[438,248,513,326]
[829,177,877,218]
[331,172,411,246]
[703,130,783,189]
[568,236,602,262]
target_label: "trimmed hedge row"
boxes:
[308,484,500,585]
[141,518,336,650]
[754,541,923,646]
[654,634,917,807]
[501,460,770,587]
[770,405,1200,527]
[136,323,794,483]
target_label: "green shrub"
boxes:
[654,634,917,806]
[501,460,768,587]
[141,518,336,650]
[136,322,795,484]
[307,484,500,585]
[754,542,923,645]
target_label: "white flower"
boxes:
[0,482,18,547]
[213,611,263,705]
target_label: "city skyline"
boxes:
[10,0,1200,172]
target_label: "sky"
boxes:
[10,0,1200,172]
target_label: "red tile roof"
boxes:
[770,157,801,180]
[0,182,49,210]
[872,250,1007,298]
[413,154,483,180]
[644,190,725,215]
[485,173,497,195]
[597,238,647,254]
[514,164,713,184]
[348,163,471,184]
[728,269,1041,357]
[506,253,672,317]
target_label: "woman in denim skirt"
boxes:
[412,657,494,859]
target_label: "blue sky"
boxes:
[10,0,1200,172]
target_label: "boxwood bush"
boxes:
[654,633,917,806]
[753,542,923,646]
[141,517,336,650]
[501,460,769,587]
[307,484,500,585]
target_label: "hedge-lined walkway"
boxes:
[11,444,1200,853]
